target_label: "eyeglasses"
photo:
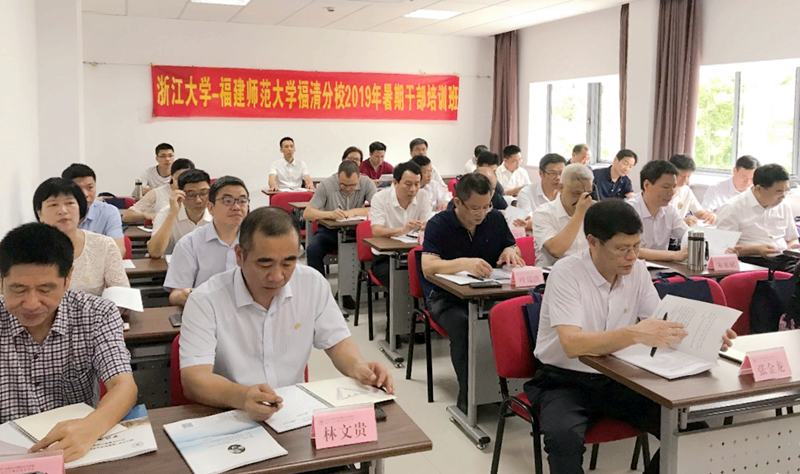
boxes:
[463,203,493,215]
[607,243,641,257]
[216,196,250,207]
[185,190,210,199]
[544,171,562,178]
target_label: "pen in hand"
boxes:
[650,312,668,357]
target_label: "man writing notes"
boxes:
[514,153,568,231]
[421,173,525,414]
[0,223,137,462]
[527,199,735,474]
[668,154,716,225]
[369,161,432,286]
[179,207,393,421]
[412,155,450,212]
[592,149,636,201]
[701,155,759,211]
[717,163,800,272]
[626,161,689,262]
[267,137,314,192]
[496,145,531,198]
[164,176,249,307]
[532,164,595,267]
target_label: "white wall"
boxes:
[81,14,494,201]
[0,0,40,236]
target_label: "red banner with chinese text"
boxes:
[151,65,459,121]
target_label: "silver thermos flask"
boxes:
[687,230,706,271]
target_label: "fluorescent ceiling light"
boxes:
[404,9,462,20]
[190,0,251,6]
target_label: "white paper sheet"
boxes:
[502,205,529,224]
[121,259,136,269]
[264,386,329,433]
[391,235,418,244]
[335,216,367,223]
[101,287,144,312]
[165,254,172,264]
[136,226,153,233]
[679,226,742,256]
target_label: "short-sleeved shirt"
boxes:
[70,230,130,296]
[139,166,171,189]
[463,158,477,174]
[532,197,589,267]
[179,266,350,389]
[370,187,432,255]
[626,194,689,251]
[535,251,659,373]
[79,200,124,239]
[516,182,557,214]
[163,223,238,291]
[359,160,394,180]
[592,166,633,201]
[496,164,532,190]
[669,185,703,216]
[130,184,172,215]
[702,177,743,212]
[152,205,213,256]
[421,182,450,212]
[269,158,309,190]
[421,208,516,300]
[0,290,132,423]
[309,174,377,212]
[716,189,799,250]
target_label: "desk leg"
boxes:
[337,232,358,316]
[367,458,384,474]
[660,406,679,474]
[378,254,412,368]
[446,299,490,449]
[304,220,313,248]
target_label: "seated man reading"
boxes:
[179,207,393,421]
[702,155,759,212]
[412,155,449,212]
[422,173,525,413]
[496,145,531,197]
[592,149,636,201]
[527,199,735,474]
[164,176,249,306]
[514,153,567,231]
[668,154,715,225]
[0,223,137,462]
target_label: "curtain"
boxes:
[490,31,519,153]
[651,0,702,161]
[619,3,629,149]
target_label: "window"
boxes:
[694,59,799,173]
[528,75,620,166]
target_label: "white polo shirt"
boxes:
[370,186,432,255]
[421,182,449,212]
[163,222,238,291]
[517,182,557,214]
[701,177,743,212]
[627,194,689,251]
[669,185,702,216]
[179,266,351,388]
[496,164,532,190]
[270,157,309,190]
[716,189,798,250]
[532,197,589,267]
[152,205,213,256]
[535,251,660,373]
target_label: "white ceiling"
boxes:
[81,0,628,37]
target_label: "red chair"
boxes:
[269,191,317,243]
[653,276,727,306]
[720,270,792,335]
[354,221,388,341]
[489,295,650,474]
[123,197,136,209]
[447,178,458,196]
[123,235,132,260]
[405,247,449,403]
[516,236,535,266]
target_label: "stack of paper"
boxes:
[101,287,144,312]
[390,235,418,244]
[335,216,366,223]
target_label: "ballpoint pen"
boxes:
[650,312,668,357]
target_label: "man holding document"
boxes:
[526,200,736,474]
[179,207,393,422]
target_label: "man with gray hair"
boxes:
[533,163,595,267]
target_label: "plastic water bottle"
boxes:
[133,180,143,201]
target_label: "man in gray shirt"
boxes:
[304,160,376,278]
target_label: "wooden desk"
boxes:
[70,402,432,474]
[363,237,419,366]
[124,305,180,408]
[318,219,364,314]
[580,331,800,473]
[427,274,530,448]
[125,306,181,343]
[289,202,313,243]
[124,226,152,242]
[126,258,168,277]
[288,201,309,210]
[647,260,767,280]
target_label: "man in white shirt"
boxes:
[370,161,432,286]
[409,138,446,187]
[124,158,194,223]
[267,137,314,192]
[496,145,532,197]
[717,163,800,272]
[668,154,716,225]
[164,176,249,306]
[138,142,175,194]
[569,143,591,165]
[463,145,488,174]
[626,161,689,262]
[412,155,450,212]
[527,199,736,474]
[147,169,213,259]
[514,153,567,230]
[179,207,393,421]
[701,155,759,211]
[532,164,595,267]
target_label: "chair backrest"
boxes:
[489,295,537,379]
[516,236,535,266]
[123,235,132,260]
[720,270,793,336]
[654,276,727,306]
[170,334,192,406]
[407,247,424,299]
[447,178,458,196]
[123,197,136,209]
[355,220,374,263]
[269,191,314,213]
